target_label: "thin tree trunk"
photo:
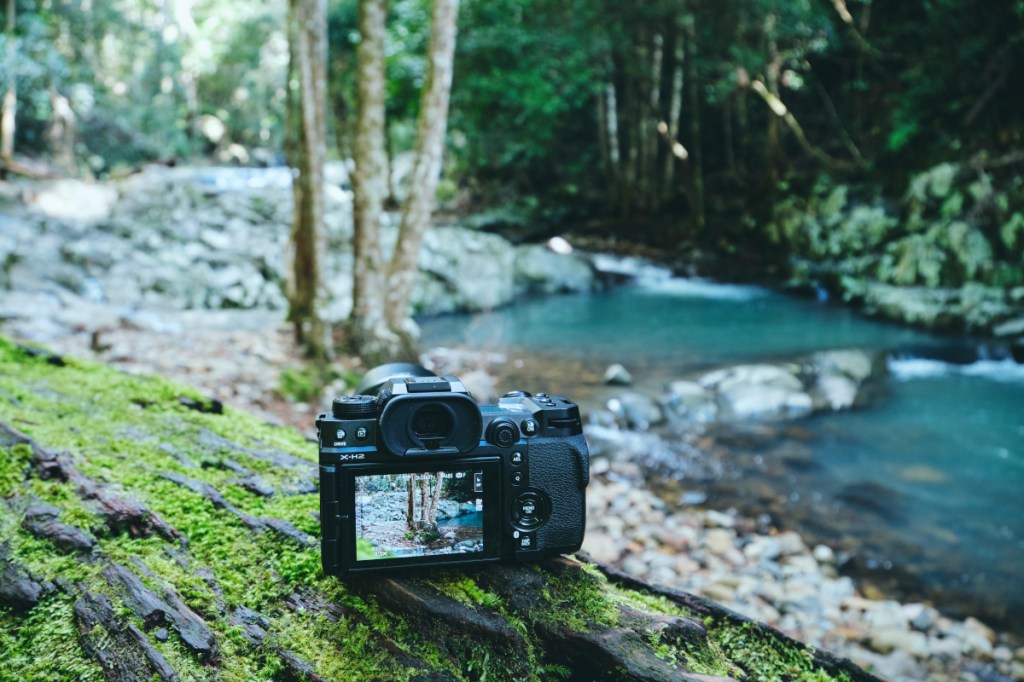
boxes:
[684,14,705,232]
[601,76,622,214]
[348,0,393,360]
[419,478,428,523]
[1,0,16,164]
[47,89,76,173]
[427,474,443,524]
[286,0,328,359]
[662,23,684,205]
[407,474,416,529]
[645,31,663,212]
[384,0,460,348]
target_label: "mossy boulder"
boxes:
[0,337,876,681]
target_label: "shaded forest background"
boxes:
[3,0,1024,355]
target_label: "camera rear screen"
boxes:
[353,469,485,562]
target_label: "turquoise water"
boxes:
[420,280,941,368]
[420,278,1024,628]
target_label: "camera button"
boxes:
[517,533,535,550]
[521,419,538,436]
[510,451,523,465]
[355,427,368,440]
[511,471,524,486]
[336,429,347,441]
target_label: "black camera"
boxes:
[316,363,590,574]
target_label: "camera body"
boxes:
[316,367,589,574]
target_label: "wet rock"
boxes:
[812,373,859,411]
[603,363,632,386]
[665,380,717,422]
[513,244,594,295]
[608,392,663,430]
[813,544,836,565]
[700,364,813,421]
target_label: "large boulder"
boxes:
[700,364,813,421]
[414,226,517,314]
[513,244,595,295]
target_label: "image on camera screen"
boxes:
[354,469,485,561]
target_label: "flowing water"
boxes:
[420,268,1024,631]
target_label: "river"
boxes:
[420,267,1024,633]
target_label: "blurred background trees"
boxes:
[1,0,1021,315]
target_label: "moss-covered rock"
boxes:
[777,164,1024,338]
[0,337,877,681]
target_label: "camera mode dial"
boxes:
[332,395,377,419]
[487,418,520,448]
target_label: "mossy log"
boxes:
[0,338,879,681]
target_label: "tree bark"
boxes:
[1,0,16,164]
[427,473,444,524]
[407,473,417,529]
[286,0,328,359]
[661,21,685,206]
[684,14,705,232]
[0,340,881,682]
[384,0,460,348]
[348,0,394,361]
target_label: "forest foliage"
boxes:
[2,0,1023,268]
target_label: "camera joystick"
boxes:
[487,418,520,448]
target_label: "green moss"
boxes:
[0,596,105,681]
[0,443,32,496]
[277,363,354,403]
[537,563,618,631]
[705,620,850,682]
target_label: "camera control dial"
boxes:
[332,395,376,419]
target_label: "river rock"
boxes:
[665,380,717,422]
[607,392,664,430]
[812,373,859,411]
[603,363,632,386]
[513,244,594,294]
[700,364,813,420]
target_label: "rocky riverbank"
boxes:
[1,165,599,326]
[582,446,1024,682]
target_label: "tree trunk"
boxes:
[1,0,16,164]
[0,339,881,682]
[662,22,684,206]
[286,0,328,359]
[684,14,705,232]
[419,477,429,523]
[47,89,76,173]
[384,0,460,350]
[427,473,444,524]
[348,0,394,362]
[407,473,416,529]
